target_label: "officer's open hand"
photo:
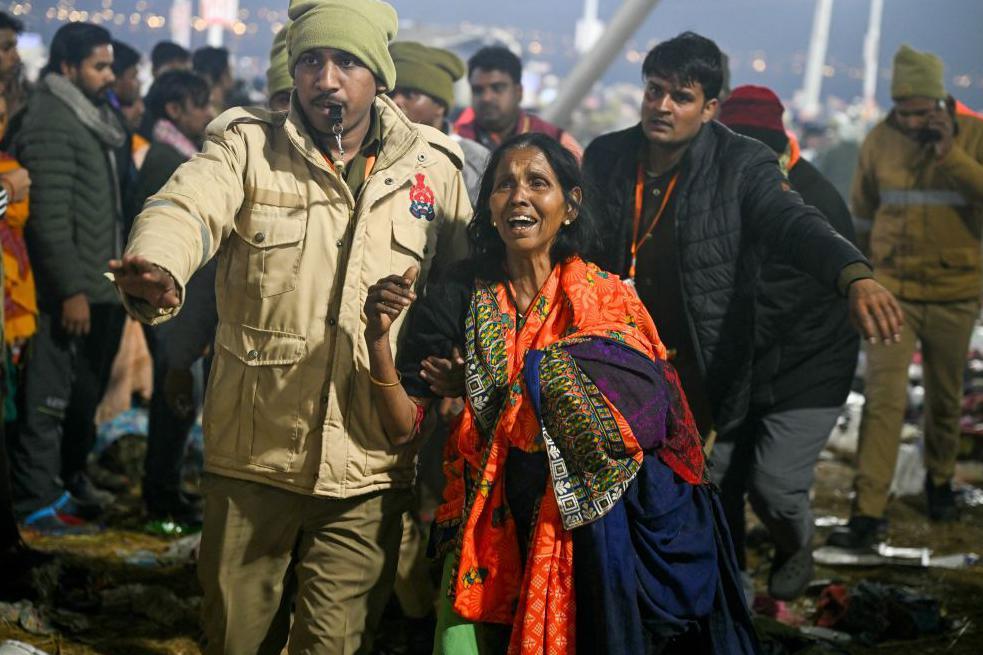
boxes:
[109,255,180,309]
[364,266,418,344]
[848,278,904,345]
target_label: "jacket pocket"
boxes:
[204,323,309,472]
[391,219,435,281]
[234,203,308,298]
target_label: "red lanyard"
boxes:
[629,163,678,280]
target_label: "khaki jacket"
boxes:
[123,95,472,497]
[852,112,983,301]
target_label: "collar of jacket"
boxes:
[599,122,719,200]
[40,72,126,149]
[283,94,423,181]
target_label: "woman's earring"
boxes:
[491,219,497,227]
[563,219,572,226]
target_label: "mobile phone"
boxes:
[917,100,947,143]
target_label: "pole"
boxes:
[542,0,662,128]
[862,0,884,110]
[800,0,835,118]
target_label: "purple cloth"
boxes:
[522,337,760,654]
[564,339,670,450]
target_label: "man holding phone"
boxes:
[829,45,983,548]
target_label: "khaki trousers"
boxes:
[393,510,437,619]
[854,299,978,518]
[197,474,410,655]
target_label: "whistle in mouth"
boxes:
[329,105,343,133]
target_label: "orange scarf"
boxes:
[0,154,36,344]
[438,257,666,654]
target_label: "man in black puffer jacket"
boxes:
[585,32,899,443]
[583,35,905,604]
[8,22,126,532]
[712,85,859,601]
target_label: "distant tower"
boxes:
[575,0,604,54]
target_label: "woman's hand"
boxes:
[364,266,418,343]
[421,346,466,397]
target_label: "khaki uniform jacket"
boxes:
[852,112,983,301]
[123,95,473,497]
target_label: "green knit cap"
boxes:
[391,41,464,110]
[891,44,945,100]
[266,22,292,97]
[287,0,398,90]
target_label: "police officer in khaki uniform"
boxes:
[111,0,473,651]
[829,46,983,548]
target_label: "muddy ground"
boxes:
[2,452,982,654]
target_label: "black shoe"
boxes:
[768,544,814,601]
[925,477,960,522]
[65,472,115,517]
[145,491,203,527]
[825,515,887,549]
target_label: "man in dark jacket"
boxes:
[584,32,899,445]
[129,70,214,526]
[7,22,127,532]
[713,85,859,600]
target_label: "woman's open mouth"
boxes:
[505,214,538,234]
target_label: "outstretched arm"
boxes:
[742,151,902,343]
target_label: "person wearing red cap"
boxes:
[715,85,859,601]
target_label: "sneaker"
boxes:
[20,493,99,536]
[825,515,887,550]
[65,472,115,518]
[925,476,960,522]
[768,544,814,601]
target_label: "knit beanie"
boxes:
[891,45,945,100]
[390,42,464,110]
[266,22,292,97]
[718,85,788,153]
[287,0,398,90]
